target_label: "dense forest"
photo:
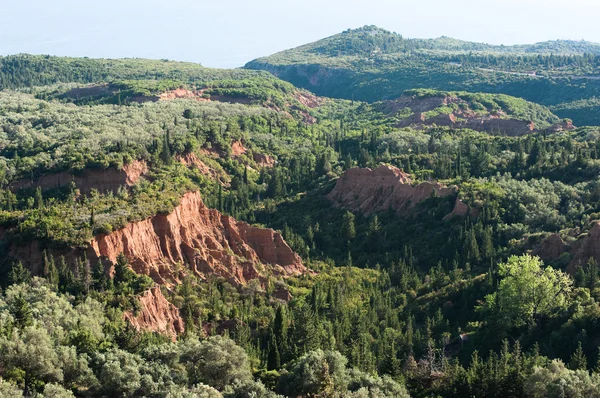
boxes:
[246,25,600,126]
[1,40,600,397]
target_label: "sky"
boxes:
[1,0,599,69]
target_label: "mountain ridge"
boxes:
[245,25,600,125]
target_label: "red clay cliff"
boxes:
[87,191,305,286]
[327,165,457,216]
[124,286,185,341]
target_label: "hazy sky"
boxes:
[1,0,599,68]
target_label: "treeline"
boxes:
[0,54,275,90]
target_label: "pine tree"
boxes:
[218,184,224,211]
[89,205,95,227]
[464,229,480,263]
[342,211,356,243]
[92,261,107,291]
[114,253,135,286]
[481,226,495,261]
[380,341,402,379]
[9,293,33,327]
[594,347,600,373]
[57,256,74,293]
[273,306,289,358]
[346,251,353,267]
[6,190,13,211]
[569,341,587,370]
[587,257,598,290]
[8,262,31,285]
[79,256,92,294]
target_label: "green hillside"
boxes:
[0,54,275,89]
[246,26,600,125]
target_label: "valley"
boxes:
[1,25,600,397]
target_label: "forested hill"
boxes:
[0,54,276,89]
[251,25,600,62]
[245,25,600,126]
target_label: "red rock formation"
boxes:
[429,113,457,126]
[532,234,568,263]
[531,222,600,274]
[124,286,184,341]
[443,197,470,221]
[231,141,247,157]
[176,152,222,182]
[294,91,323,109]
[548,119,576,132]
[87,191,305,286]
[11,160,147,195]
[568,222,600,273]
[272,287,293,302]
[327,165,456,215]
[253,152,276,168]
[388,94,540,136]
[158,88,208,101]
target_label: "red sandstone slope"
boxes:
[567,222,600,273]
[8,190,306,339]
[327,165,459,216]
[123,286,185,341]
[8,191,305,286]
[532,222,600,274]
[87,191,305,286]
[382,95,544,136]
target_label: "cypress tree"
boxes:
[35,186,44,209]
[161,130,172,165]
[43,251,59,289]
[267,330,281,370]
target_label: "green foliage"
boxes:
[482,255,572,329]
[525,360,600,398]
[247,26,600,125]
[6,50,600,398]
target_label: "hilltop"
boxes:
[245,25,600,125]
[253,25,600,63]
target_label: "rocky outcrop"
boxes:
[443,197,470,221]
[124,286,184,341]
[388,95,540,136]
[532,234,568,263]
[272,287,293,302]
[176,152,222,182]
[10,160,148,195]
[567,222,600,273]
[253,152,276,168]
[531,222,600,273]
[8,191,305,286]
[158,88,208,101]
[327,165,456,216]
[231,141,247,157]
[86,191,305,286]
[294,91,323,109]
[548,119,576,133]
